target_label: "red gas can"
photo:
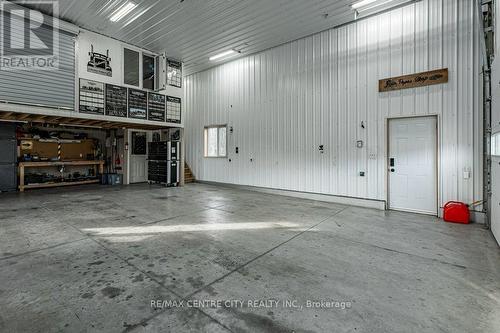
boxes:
[443,201,470,224]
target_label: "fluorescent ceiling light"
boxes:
[209,50,238,61]
[122,7,150,27]
[351,0,379,9]
[110,2,137,22]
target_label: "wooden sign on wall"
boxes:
[379,68,448,92]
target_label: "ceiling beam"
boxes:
[1,111,172,130]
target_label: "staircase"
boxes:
[184,163,195,183]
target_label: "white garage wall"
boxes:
[492,154,500,244]
[184,0,482,213]
[490,0,500,244]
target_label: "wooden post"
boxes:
[19,163,24,192]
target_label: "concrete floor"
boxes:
[0,183,499,333]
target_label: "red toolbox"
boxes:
[443,201,470,224]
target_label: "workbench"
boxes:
[18,160,104,192]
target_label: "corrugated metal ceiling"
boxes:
[23,0,412,75]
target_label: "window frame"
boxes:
[204,125,228,158]
[492,132,500,157]
[122,46,158,91]
[142,52,156,91]
[123,47,141,88]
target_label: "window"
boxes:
[143,54,156,90]
[124,48,140,86]
[124,48,157,89]
[132,132,147,155]
[204,125,227,157]
[492,132,500,156]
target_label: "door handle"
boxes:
[389,158,395,167]
[390,168,395,172]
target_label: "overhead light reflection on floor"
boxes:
[83,221,300,237]
[101,235,152,243]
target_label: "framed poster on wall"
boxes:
[166,59,182,88]
[79,79,105,115]
[87,44,112,77]
[148,92,165,122]
[166,96,181,124]
[128,89,147,120]
[105,84,127,117]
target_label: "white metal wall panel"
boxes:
[492,156,500,245]
[185,0,482,210]
[490,0,500,244]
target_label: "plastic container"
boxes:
[443,201,470,224]
[107,173,122,185]
[101,173,122,185]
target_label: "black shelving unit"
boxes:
[148,141,179,186]
[0,122,17,192]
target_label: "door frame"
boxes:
[385,114,440,216]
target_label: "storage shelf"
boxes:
[18,160,104,192]
[22,179,100,190]
[19,160,104,167]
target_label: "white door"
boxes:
[388,117,438,215]
[129,131,149,183]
